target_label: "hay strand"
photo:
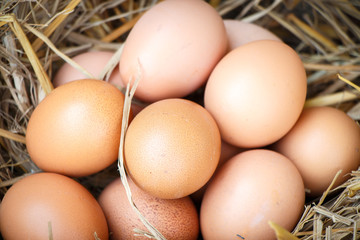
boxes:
[287,13,338,52]
[269,221,301,240]
[0,128,26,144]
[304,90,359,107]
[98,43,124,83]
[101,12,144,43]
[117,62,166,240]
[338,74,360,92]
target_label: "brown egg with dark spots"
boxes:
[98,177,199,240]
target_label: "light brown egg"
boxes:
[26,79,124,177]
[53,51,123,88]
[224,19,281,51]
[124,98,221,199]
[119,0,227,102]
[272,106,360,197]
[98,177,199,240]
[200,149,305,240]
[0,172,108,240]
[204,40,307,148]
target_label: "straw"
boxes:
[101,12,144,43]
[117,62,166,240]
[0,129,26,144]
[269,221,301,240]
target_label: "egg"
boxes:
[204,40,307,148]
[53,51,122,88]
[200,149,305,240]
[98,177,199,240]
[119,0,228,102]
[224,19,281,51]
[272,106,360,197]
[124,98,221,199]
[0,172,108,240]
[26,79,125,177]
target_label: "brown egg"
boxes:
[204,40,307,148]
[224,19,281,51]
[119,0,227,102]
[26,79,125,177]
[98,177,199,240]
[124,98,221,199]
[53,51,123,88]
[0,172,108,240]
[200,149,305,240]
[272,106,360,197]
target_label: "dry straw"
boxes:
[1,0,360,239]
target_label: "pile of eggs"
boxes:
[1,0,360,239]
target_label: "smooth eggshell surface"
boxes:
[204,40,307,148]
[98,177,199,240]
[272,106,360,197]
[0,172,108,240]
[120,0,228,102]
[26,79,125,177]
[124,98,221,199]
[52,51,122,88]
[200,149,305,240]
[224,19,281,51]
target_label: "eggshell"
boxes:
[124,98,221,199]
[200,149,305,240]
[0,172,108,240]
[224,19,281,51]
[119,0,228,102]
[53,51,122,88]
[272,106,360,197]
[26,79,125,177]
[204,40,307,148]
[98,177,199,240]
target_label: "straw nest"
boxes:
[1,0,360,239]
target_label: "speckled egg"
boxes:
[98,177,199,240]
